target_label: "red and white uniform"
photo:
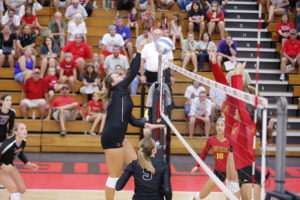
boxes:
[44,75,59,90]
[85,100,103,116]
[59,60,78,76]
[276,22,295,34]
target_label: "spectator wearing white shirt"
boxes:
[5,0,25,14]
[18,0,42,17]
[103,45,129,74]
[209,87,226,110]
[135,24,152,49]
[100,25,125,63]
[1,9,20,33]
[188,91,212,137]
[184,80,205,117]
[65,0,88,20]
[67,13,87,42]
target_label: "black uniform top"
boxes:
[0,107,15,142]
[102,53,145,135]
[116,158,172,200]
[0,136,28,166]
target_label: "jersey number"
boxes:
[142,169,153,181]
[216,153,224,159]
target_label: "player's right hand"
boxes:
[191,166,198,174]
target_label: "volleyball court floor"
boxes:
[0,153,299,200]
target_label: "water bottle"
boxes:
[32,111,36,120]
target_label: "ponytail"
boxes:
[137,137,156,174]
[102,74,114,100]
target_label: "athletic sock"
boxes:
[10,193,20,200]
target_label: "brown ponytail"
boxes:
[101,74,114,101]
[137,137,156,174]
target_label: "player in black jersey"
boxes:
[116,137,172,200]
[0,94,15,143]
[0,123,39,200]
[101,42,165,200]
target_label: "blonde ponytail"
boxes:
[137,137,156,174]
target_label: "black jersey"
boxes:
[0,136,28,166]
[0,108,15,142]
[116,158,172,200]
[101,53,145,149]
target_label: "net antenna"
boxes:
[158,59,268,199]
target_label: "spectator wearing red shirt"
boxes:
[85,91,106,135]
[45,84,83,136]
[61,33,92,74]
[19,69,47,119]
[280,29,300,81]
[44,67,60,104]
[59,52,77,93]
[21,6,41,35]
[206,1,225,40]
[277,14,295,45]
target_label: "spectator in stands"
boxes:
[296,0,300,36]
[188,90,212,137]
[140,6,156,24]
[184,80,205,117]
[127,7,139,37]
[5,0,25,15]
[209,87,226,112]
[102,0,114,9]
[160,0,174,9]
[53,0,71,13]
[21,6,41,35]
[103,45,129,74]
[181,32,198,72]
[79,0,92,16]
[188,1,205,39]
[115,17,134,61]
[100,25,125,63]
[65,0,88,20]
[0,0,4,17]
[267,0,289,23]
[39,36,60,78]
[203,0,228,15]
[280,29,300,81]
[20,68,47,119]
[67,13,87,42]
[135,24,152,49]
[197,32,217,71]
[216,35,237,67]
[170,13,183,48]
[79,63,100,104]
[1,9,21,33]
[0,24,16,68]
[114,65,124,75]
[115,0,134,17]
[18,0,42,17]
[16,24,36,57]
[44,67,60,104]
[45,84,83,136]
[59,52,77,93]
[14,46,35,84]
[158,13,169,32]
[206,1,225,40]
[85,91,105,135]
[61,33,92,74]
[49,12,66,48]
[135,0,155,10]
[277,14,294,45]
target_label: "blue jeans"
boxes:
[84,2,93,16]
[198,51,209,71]
[130,77,140,95]
[14,72,25,84]
[184,103,191,117]
[177,0,186,11]
[296,13,300,32]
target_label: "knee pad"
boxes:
[226,179,240,193]
[106,177,119,189]
[10,193,20,200]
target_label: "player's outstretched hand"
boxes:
[145,123,166,130]
[26,162,39,171]
[191,166,198,174]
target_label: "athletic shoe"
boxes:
[0,184,4,189]
[279,74,285,81]
[60,131,67,136]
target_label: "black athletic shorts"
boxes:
[101,126,125,149]
[237,165,261,186]
[214,169,226,182]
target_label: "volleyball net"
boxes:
[157,59,269,199]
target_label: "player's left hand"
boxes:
[26,162,39,171]
[145,123,166,130]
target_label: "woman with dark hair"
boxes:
[100,42,165,200]
[197,32,217,71]
[0,24,16,68]
[188,1,205,39]
[116,137,172,200]
[21,6,41,35]
[39,36,60,77]
[0,94,15,143]
[206,1,225,40]
[170,12,183,48]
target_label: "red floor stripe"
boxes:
[74,163,88,173]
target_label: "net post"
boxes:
[260,107,268,199]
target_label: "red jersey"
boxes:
[24,78,47,100]
[86,100,103,116]
[59,59,77,76]
[22,15,37,25]
[283,39,300,56]
[44,75,59,89]
[50,96,81,110]
[206,11,225,22]
[62,41,92,60]
[196,136,230,172]
[276,22,295,34]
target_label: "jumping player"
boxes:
[101,42,165,200]
[0,123,39,200]
[116,137,172,200]
[0,94,15,143]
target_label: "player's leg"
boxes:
[123,138,137,164]
[193,179,217,199]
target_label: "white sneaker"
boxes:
[93,2,98,8]
[279,74,285,81]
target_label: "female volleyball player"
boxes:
[190,118,231,200]
[0,94,15,143]
[101,42,165,200]
[210,53,261,200]
[116,137,172,200]
[0,123,39,200]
